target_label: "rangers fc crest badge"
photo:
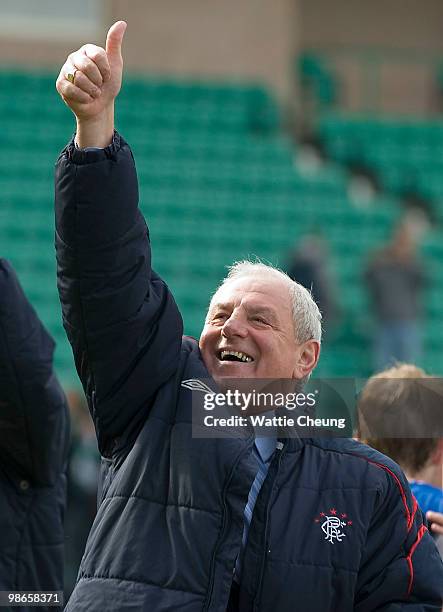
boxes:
[314,509,353,544]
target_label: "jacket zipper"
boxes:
[253,440,286,612]
[202,439,254,612]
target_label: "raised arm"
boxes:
[0,259,69,485]
[55,22,183,458]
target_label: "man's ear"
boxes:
[293,340,320,379]
[430,439,443,466]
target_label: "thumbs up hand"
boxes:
[56,21,127,147]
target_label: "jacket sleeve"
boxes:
[355,462,443,611]
[55,133,183,458]
[0,259,69,486]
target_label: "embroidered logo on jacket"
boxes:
[314,509,353,544]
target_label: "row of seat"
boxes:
[319,114,443,219]
[321,114,443,143]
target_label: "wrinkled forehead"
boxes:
[209,274,293,314]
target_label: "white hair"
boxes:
[214,260,322,344]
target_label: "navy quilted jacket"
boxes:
[0,260,69,611]
[55,134,443,611]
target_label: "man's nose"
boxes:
[221,312,248,338]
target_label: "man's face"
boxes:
[199,275,318,385]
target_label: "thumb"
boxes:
[106,20,127,66]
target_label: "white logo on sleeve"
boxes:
[181,379,215,395]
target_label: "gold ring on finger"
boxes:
[66,69,78,85]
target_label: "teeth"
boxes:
[220,350,252,362]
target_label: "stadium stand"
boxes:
[0,69,441,382]
[318,112,443,370]
[319,113,443,208]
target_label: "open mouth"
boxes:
[218,350,254,363]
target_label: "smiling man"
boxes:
[200,264,320,384]
[55,21,443,612]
